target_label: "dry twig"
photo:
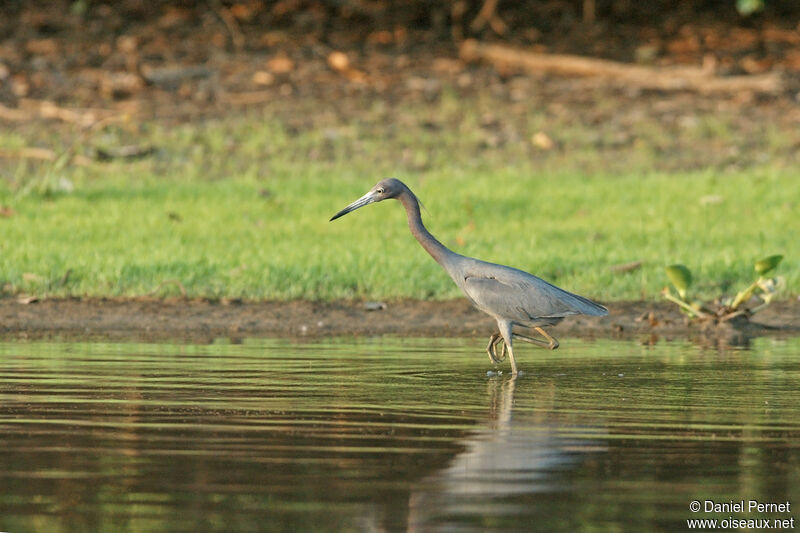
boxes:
[460,40,783,94]
[208,0,246,51]
[470,0,508,35]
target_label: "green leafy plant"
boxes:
[725,254,784,313]
[662,255,785,321]
[662,264,708,318]
[736,0,765,16]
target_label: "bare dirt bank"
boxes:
[1,297,798,346]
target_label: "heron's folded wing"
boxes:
[463,274,579,323]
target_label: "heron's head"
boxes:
[330,178,406,221]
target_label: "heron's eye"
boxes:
[377,188,385,194]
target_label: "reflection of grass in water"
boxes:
[2,336,798,462]
[0,98,798,301]
[1,337,798,532]
[3,335,798,394]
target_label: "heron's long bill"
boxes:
[329,191,377,221]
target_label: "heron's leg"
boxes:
[486,333,502,364]
[506,342,518,375]
[512,332,551,347]
[513,329,560,350]
[534,327,559,350]
[487,333,507,363]
[494,334,508,361]
[498,321,518,375]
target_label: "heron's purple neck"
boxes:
[398,190,450,266]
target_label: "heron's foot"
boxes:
[486,333,507,364]
[512,332,550,348]
[513,329,560,350]
[535,327,560,350]
[497,339,507,360]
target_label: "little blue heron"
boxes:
[330,178,608,375]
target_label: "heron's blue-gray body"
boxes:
[330,178,608,374]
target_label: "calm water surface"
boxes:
[1,336,799,532]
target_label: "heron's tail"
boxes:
[546,284,608,317]
[569,292,608,316]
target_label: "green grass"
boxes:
[0,101,798,302]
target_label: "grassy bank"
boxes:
[1,100,798,302]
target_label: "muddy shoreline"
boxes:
[1,297,798,345]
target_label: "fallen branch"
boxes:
[609,260,643,274]
[0,147,92,166]
[208,0,245,51]
[140,65,214,88]
[470,0,508,35]
[18,99,120,126]
[459,40,783,94]
[0,146,58,161]
[0,103,30,122]
[95,145,155,161]
[223,91,273,105]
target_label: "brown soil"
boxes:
[2,297,798,347]
[2,5,799,346]
[3,2,800,127]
